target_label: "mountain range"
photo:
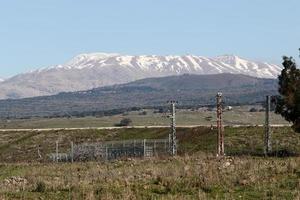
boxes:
[0,53,281,99]
[0,73,277,119]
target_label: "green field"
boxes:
[0,126,299,199]
[0,106,290,129]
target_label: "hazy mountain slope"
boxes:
[0,73,277,119]
[0,53,281,99]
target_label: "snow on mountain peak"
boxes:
[26,53,281,79]
[65,52,120,68]
[0,52,282,99]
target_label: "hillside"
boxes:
[0,73,278,119]
[0,53,281,99]
[0,127,299,163]
[0,127,299,199]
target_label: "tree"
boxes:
[275,56,300,132]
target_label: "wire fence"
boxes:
[49,139,171,162]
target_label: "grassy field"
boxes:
[0,126,299,163]
[0,126,299,199]
[0,106,290,129]
[1,154,299,199]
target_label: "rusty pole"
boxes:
[169,101,177,156]
[216,93,225,156]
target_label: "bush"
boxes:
[249,108,258,112]
[34,181,46,192]
[115,118,132,126]
[205,116,213,121]
[154,107,167,114]
[139,111,147,115]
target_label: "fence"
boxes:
[50,139,171,162]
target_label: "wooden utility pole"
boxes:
[264,95,272,155]
[216,93,225,156]
[169,101,177,156]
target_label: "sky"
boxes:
[0,0,299,77]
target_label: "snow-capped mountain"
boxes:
[0,53,281,99]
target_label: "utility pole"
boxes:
[169,101,177,156]
[216,93,225,157]
[264,95,272,155]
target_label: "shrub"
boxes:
[34,181,46,192]
[115,118,132,126]
[249,108,257,112]
[139,111,147,115]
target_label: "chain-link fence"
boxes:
[49,139,171,162]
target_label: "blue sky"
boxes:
[0,0,299,77]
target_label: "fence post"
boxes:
[37,145,42,159]
[133,140,136,156]
[164,140,167,153]
[264,95,272,155]
[154,140,157,156]
[56,141,59,163]
[70,141,74,163]
[105,146,108,161]
[143,139,146,158]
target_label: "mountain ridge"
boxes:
[0,73,278,119]
[0,53,281,99]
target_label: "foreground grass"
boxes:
[0,154,299,199]
[0,126,299,199]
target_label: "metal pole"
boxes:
[216,93,225,156]
[164,140,167,152]
[169,101,177,156]
[133,140,136,156]
[56,141,59,163]
[143,139,146,158]
[154,140,157,156]
[105,146,108,161]
[37,145,42,159]
[70,141,74,163]
[264,95,272,155]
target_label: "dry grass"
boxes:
[0,153,299,199]
[0,127,300,163]
[0,126,300,199]
[0,107,289,129]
